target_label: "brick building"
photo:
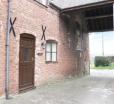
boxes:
[0,0,113,97]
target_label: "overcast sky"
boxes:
[89,31,114,57]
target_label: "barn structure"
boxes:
[0,0,113,98]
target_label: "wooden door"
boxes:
[19,34,35,92]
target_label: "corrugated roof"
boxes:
[50,0,108,9]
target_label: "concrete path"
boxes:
[1,70,114,104]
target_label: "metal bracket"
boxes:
[9,17,16,37]
[41,25,46,40]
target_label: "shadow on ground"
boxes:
[1,70,114,104]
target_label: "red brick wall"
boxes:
[0,0,90,96]
[0,0,7,96]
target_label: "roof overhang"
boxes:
[61,0,114,13]
[61,1,114,32]
[86,3,113,32]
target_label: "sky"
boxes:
[89,31,114,57]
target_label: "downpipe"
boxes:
[5,0,11,99]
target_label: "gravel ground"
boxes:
[1,69,114,104]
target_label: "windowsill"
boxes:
[46,61,58,64]
[34,0,48,8]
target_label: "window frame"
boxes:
[45,40,58,63]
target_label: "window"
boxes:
[35,0,48,6]
[46,41,57,62]
[23,48,31,62]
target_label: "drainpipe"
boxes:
[5,0,11,99]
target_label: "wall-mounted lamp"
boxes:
[41,41,46,49]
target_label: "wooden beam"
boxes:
[89,28,113,33]
[113,3,114,30]
[90,19,95,31]
[85,14,113,20]
[61,1,113,13]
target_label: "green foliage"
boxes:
[90,63,114,70]
[94,56,111,67]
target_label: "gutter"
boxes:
[49,2,62,11]
[5,0,11,99]
[61,0,114,13]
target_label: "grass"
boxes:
[90,63,114,70]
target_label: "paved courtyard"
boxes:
[1,69,114,104]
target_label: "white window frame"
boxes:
[45,40,57,63]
